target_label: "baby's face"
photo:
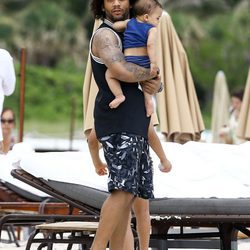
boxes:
[147,6,162,27]
[231,96,242,111]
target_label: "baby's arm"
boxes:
[112,19,129,32]
[148,122,172,173]
[147,27,159,75]
[87,128,108,176]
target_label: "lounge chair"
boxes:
[2,141,250,249]
[0,150,80,247]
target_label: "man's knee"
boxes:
[111,190,135,204]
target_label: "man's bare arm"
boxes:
[92,28,156,83]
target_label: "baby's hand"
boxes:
[150,62,159,76]
[158,158,172,173]
[94,162,108,176]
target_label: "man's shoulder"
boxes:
[94,26,117,38]
[92,26,121,46]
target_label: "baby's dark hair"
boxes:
[133,0,162,16]
[231,88,244,101]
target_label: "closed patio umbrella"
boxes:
[237,67,250,140]
[83,19,102,136]
[155,12,205,143]
[211,71,230,143]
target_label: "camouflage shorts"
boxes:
[99,133,154,199]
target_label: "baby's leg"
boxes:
[143,92,154,117]
[133,198,150,250]
[105,69,125,108]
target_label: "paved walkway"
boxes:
[1,239,250,250]
[1,230,250,249]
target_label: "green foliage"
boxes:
[1,0,87,68]
[2,0,250,131]
[4,64,84,122]
[169,0,249,114]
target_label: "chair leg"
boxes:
[67,231,75,250]
[25,229,39,250]
[9,225,20,247]
[5,226,12,242]
[47,232,56,250]
[219,224,238,250]
[37,243,48,250]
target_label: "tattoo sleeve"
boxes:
[93,28,153,82]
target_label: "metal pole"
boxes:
[19,48,26,142]
[69,96,76,150]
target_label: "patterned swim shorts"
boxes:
[99,133,154,199]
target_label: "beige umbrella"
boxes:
[211,71,230,143]
[237,67,250,140]
[82,19,102,136]
[156,12,205,143]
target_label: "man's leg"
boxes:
[91,190,134,250]
[110,203,134,250]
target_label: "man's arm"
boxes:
[0,50,16,96]
[92,28,156,83]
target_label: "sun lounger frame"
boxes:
[6,168,250,250]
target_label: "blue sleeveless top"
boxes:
[123,18,154,49]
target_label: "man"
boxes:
[89,0,162,249]
[0,49,16,154]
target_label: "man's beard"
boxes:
[105,9,129,22]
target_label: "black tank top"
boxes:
[91,22,150,139]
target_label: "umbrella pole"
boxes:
[69,96,76,151]
[19,48,26,143]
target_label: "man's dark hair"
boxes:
[1,107,15,124]
[231,88,244,101]
[90,0,136,19]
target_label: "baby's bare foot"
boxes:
[158,159,172,173]
[109,94,125,109]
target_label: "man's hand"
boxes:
[141,74,162,95]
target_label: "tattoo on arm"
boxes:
[93,28,152,82]
[124,63,150,81]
